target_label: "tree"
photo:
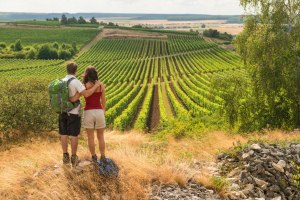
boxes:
[132,24,143,28]
[26,48,36,59]
[203,29,220,38]
[37,44,58,59]
[78,16,86,24]
[61,14,68,25]
[14,39,22,51]
[72,42,77,52]
[235,0,300,129]
[201,24,206,28]
[58,49,72,60]
[68,17,77,24]
[108,22,115,26]
[52,42,59,49]
[90,17,98,24]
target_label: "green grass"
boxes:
[66,24,99,28]
[0,27,100,47]
[14,20,60,26]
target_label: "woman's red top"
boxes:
[84,86,103,110]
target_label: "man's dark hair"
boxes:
[67,62,78,75]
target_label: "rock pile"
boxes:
[150,180,221,200]
[218,143,300,200]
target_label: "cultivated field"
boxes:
[98,19,244,35]
[0,27,99,46]
[0,28,244,131]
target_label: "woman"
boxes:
[70,66,106,162]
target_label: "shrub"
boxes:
[52,42,59,49]
[14,39,23,51]
[59,49,72,60]
[0,78,57,143]
[26,48,37,59]
[0,42,6,49]
[211,176,229,192]
[15,52,26,59]
[37,44,58,59]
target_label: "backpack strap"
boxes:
[65,77,80,113]
[67,77,76,87]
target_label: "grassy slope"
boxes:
[0,130,299,199]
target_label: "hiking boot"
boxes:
[100,155,106,163]
[63,153,70,164]
[71,155,80,167]
[91,154,98,163]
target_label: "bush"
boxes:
[14,39,23,51]
[59,49,72,60]
[15,52,26,59]
[37,44,58,59]
[26,48,37,59]
[52,42,59,49]
[0,78,57,143]
[0,42,6,49]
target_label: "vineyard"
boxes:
[0,28,245,131]
[0,27,99,46]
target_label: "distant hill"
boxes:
[0,12,244,24]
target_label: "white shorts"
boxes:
[83,109,106,129]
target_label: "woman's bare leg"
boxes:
[96,128,105,158]
[86,129,96,156]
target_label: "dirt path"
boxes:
[78,29,104,55]
[149,85,160,131]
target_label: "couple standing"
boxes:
[59,62,106,167]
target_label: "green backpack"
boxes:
[48,77,80,114]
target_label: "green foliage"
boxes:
[90,17,99,24]
[58,49,72,60]
[0,78,56,143]
[236,0,300,130]
[292,162,300,188]
[14,40,23,51]
[203,29,233,41]
[0,42,6,49]
[154,118,205,140]
[212,72,250,130]
[15,20,60,26]
[0,27,99,46]
[0,41,77,60]
[52,42,59,49]
[26,48,37,59]
[114,81,148,130]
[78,16,87,24]
[37,44,58,59]
[61,14,68,25]
[211,176,229,192]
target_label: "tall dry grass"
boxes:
[0,130,299,199]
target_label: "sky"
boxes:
[0,0,244,15]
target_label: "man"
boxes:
[59,62,100,167]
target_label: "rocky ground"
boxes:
[150,180,221,200]
[219,143,300,200]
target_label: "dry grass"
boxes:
[0,130,299,199]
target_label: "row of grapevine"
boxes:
[134,80,154,130]
[114,80,149,130]
[0,28,246,131]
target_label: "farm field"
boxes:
[0,28,244,131]
[0,27,99,46]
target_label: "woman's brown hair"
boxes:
[83,66,98,84]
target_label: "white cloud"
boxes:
[0,0,244,15]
